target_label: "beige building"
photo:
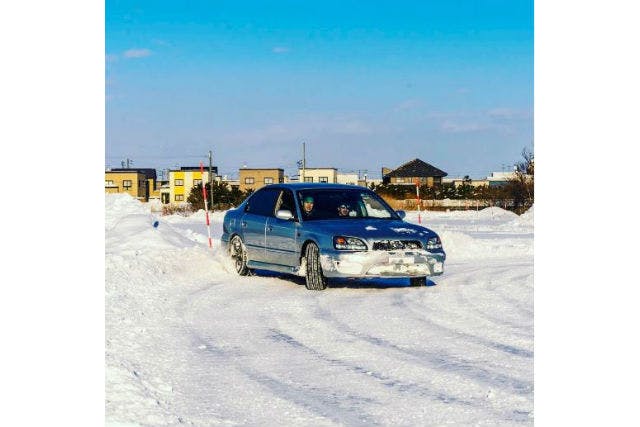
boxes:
[238,168,284,192]
[105,170,149,201]
[298,168,338,184]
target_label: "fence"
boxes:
[382,197,516,211]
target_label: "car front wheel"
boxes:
[409,276,427,287]
[229,235,251,276]
[304,243,327,291]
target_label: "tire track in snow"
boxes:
[394,292,534,359]
[268,329,534,424]
[268,328,478,407]
[440,262,534,338]
[177,279,379,427]
[312,302,533,396]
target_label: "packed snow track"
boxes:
[106,194,533,426]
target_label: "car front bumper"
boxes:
[319,249,445,278]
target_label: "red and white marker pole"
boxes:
[415,179,422,224]
[200,162,212,248]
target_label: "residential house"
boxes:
[298,168,338,184]
[442,177,489,188]
[486,171,532,187]
[238,168,284,192]
[220,176,240,190]
[336,172,359,185]
[169,166,218,205]
[105,168,157,202]
[382,158,447,186]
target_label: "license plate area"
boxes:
[389,256,414,265]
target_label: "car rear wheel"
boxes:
[304,243,327,291]
[229,235,251,276]
[409,276,427,287]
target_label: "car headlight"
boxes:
[333,236,367,251]
[426,236,442,250]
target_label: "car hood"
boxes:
[301,219,438,241]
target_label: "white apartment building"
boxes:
[298,168,338,184]
[336,173,359,185]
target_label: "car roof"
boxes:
[264,183,371,191]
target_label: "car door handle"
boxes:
[241,221,247,228]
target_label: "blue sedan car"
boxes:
[221,183,445,290]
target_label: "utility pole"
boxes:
[302,142,306,183]
[209,150,214,211]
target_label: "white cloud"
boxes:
[272,46,290,54]
[123,48,152,58]
[441,120,489,133]
[222,116,375,145]
[394,99,425,112]
[487,108,531,120]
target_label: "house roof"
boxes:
[172,166,219,173]
[384,158,447,178]
[108,168,157,180]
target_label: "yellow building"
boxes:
[238,168,284,192]
[169,166,218,206]
[105,170,149,201]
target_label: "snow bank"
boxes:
[440,230,533,261]
[475,206,519,219]
[105,194,152,229]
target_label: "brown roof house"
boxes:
[382,158,447,187]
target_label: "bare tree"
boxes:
[506,148,534,214]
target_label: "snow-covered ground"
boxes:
[106,194,533,426]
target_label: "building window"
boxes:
[105,180,114,187]
[193,179,202,186]
[123,180,132,189]
[175,179,184,186]
[304,177,314,183]
[319,176,328,183]
[245,177,255,184]
[279,177,284,183]
[175,195,184,201]
[264,177,274,184]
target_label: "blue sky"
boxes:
[106,0,533,179]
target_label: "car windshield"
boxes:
[297,189,398,220]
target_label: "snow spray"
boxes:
[200,162,213,248]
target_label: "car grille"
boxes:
[372,240,423,250]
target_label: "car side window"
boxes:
[244,188,280,217]
[274,190,297,219]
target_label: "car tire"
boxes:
[229,235,251,276]
[305,243,328,291]
[409,276,427,287]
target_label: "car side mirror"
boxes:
[276,209,294,220]
[396,210,406,219]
